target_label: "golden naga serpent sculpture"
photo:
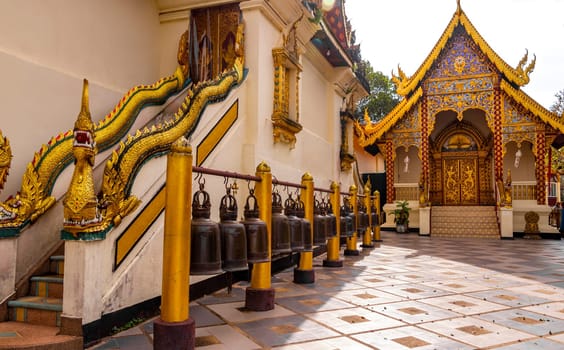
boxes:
[0,34,192,236]
[62,23,246,238]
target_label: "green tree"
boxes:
[550,89,564,116]
[356,60,400,122]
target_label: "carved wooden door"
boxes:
[443,157,478,205]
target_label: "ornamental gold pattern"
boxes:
[0,130,12,192]
[89,57,245,235]
[63,80,102,235]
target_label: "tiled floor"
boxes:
[88,232,564,349]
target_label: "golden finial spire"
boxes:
[74,79,94,133]
[456,0,462,15]
[81,79,89,114]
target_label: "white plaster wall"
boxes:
[0,238,17,303]
[0,0,161,201]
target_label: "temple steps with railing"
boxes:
[431,206,500,239]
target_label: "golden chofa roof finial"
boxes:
[456,0,462,15]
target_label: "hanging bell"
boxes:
[326,200,337,238]
[272,191,291,255]
[241,190,269,263]
[285,196,304,252]
[347,200,357,236]
[313,198,327,245]
[296,199,312,250]
[357,200,368,235]
[371,205,378,232]
[219,189,247,272]
[340,203,352,237]
[191,182,223,275]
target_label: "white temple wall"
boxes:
[0,0,162,200]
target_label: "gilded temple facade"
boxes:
[355,3,563,236]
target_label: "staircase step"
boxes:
[0,321,82,350]
[8,296,62,327]
[431,206,499,239]
[49,255,64,275]
[30,275,64,298]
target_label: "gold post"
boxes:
[323,182,343,267]
[345,185,359,255]
[161,137,192,322]
[250,162,272,290]
[374,190,382,241]
[362,182,374,247]
[294,172,315,283]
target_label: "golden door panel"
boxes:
[442,158,478,205]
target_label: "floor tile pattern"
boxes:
[88,232,564,349]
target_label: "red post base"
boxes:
[322,259,343,267]
[344,249,359,256]
[245,287,275,311]
[153,317,195,350]
[293,267,315,284]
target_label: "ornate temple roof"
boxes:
[354,2,564,147]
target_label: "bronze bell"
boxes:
[346,199,357,235]
[272,191,291,255]
[371,206,378,232]
[191,183,223,275]
[326,200,337,238]
[296,199,312,250]
[313,198,327,245]
[357,200,368,234]
[241,190,269,263]
[219,189,247,272]
[340,203,353,237]
[285,196,304,252]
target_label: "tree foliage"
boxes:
[355,60,400,122]
[550,89,564,117]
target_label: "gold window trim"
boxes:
[271,46,303,148]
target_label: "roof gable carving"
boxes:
[427,26,495,81]
[391,7,535,97]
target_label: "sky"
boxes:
[344,0,564,109]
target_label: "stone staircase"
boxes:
[1,253,82,349]
[431,206,500,239]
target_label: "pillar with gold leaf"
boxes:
[361,181,374,248]
[344,185,359,255]
[294,172,315,283]
[154,137,195,350]
[373,190,382,242]
[245,162,275,311]
[323,181,343,267]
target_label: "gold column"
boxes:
[294,172,315,283]
[323,182,343,267]
[160,137,192,322]
[373,190,382,241]
[344,185,359,255]
[250,162,272,289]
[154,138,196,350]
[245,162,275,311]
[361,182,374,248]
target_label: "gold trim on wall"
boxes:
[114,185,166,269]
[197,100,238,166]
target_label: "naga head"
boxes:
[73,79,96,165]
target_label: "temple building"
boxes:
[354,2,563,238]
[0,0,370,347]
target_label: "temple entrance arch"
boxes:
[429,110,494,206]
